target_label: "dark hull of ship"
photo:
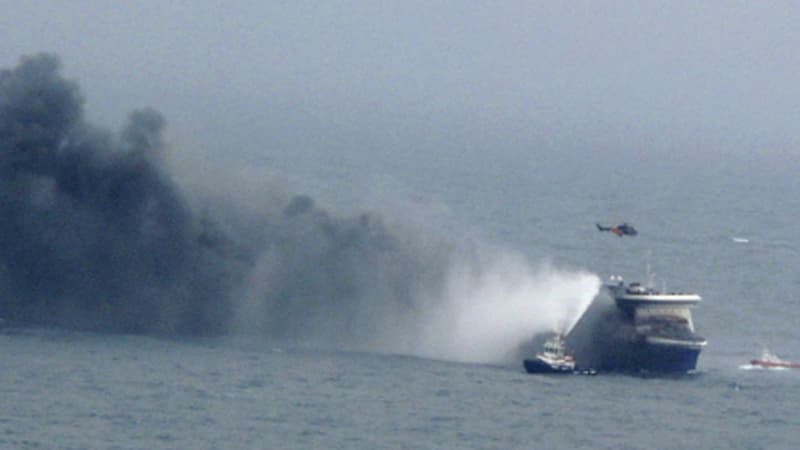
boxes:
[598,340,702,373]
[523,359,597,375]
[523,358,573,374]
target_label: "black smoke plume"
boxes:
[0,54,243,333]
[0,53,452,341]
[0,53,601,364]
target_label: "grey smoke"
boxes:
[565,289,628,369]
[0,53,239,333]
[1,53,601,364]
[0,53,452,343]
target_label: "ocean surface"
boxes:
[3,146,800,449]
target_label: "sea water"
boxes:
[2,148,800,449]
[2,331,798,449]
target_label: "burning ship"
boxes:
[563,273,707,374]
[596,275,707,372]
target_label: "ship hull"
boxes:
[523,358,574,374]
[599,341,702,373]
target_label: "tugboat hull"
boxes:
[523,358,574,374]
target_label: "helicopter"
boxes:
[596,222,638,237]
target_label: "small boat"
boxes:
[524,335,576,374]
[749,348,800,369]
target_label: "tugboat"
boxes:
[602,275,707,372]
[523,334,576,374]
[749,348,800,369]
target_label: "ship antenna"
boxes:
[644,249,653,288]
[646,262,655,289]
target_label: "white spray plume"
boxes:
[411,249,600,364]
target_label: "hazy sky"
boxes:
[3,1,799,164]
